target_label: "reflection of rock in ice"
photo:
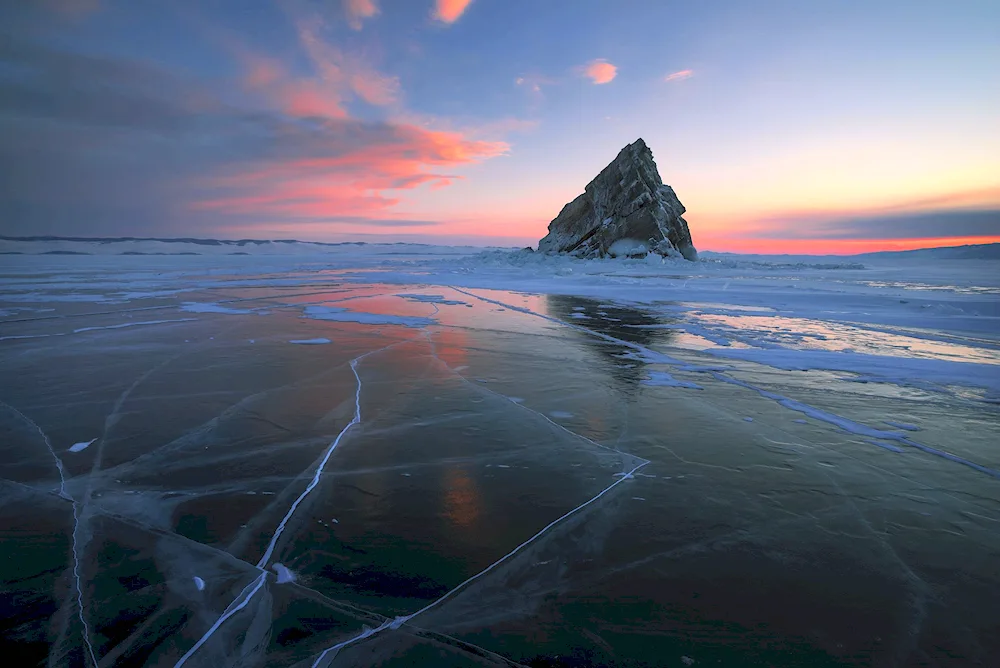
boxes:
[272,563,296,584]
[68,438,96,453]
[193,576,205,591]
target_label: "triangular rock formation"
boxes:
[537,139,697,260]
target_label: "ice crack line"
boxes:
[310,461,649,666]
[450,288,1000,481]
[0,401,98,668]
[175,344,394,668]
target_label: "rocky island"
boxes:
[537,138,697,260]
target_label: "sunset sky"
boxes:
[1,0,998,253]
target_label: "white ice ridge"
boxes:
[450,288,1000,480]
[175,343,397,668]
[0,402,98,667]
[72,318,197,334]
[310,461,649,666]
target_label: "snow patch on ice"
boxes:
[193,576,205,591]
[272,563,296,583]
[181,302,253,315]
[289,338,331,345]
[706,347,1000,395]
[302,305,434,328]
[549,411,575,419]
[68,438,97,453]
[642,371,703,389]
[396,293,469,306]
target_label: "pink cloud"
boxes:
[344,0,379,30]
[281,80,348,119]
[582,59,617,85]
[243,56,283,89]
[194,123,508,222]
[664,69,693,82]
[433,0,474,24]
[297,19,399,106]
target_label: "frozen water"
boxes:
[1,246,998,666]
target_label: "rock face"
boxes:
[537,138,697,260]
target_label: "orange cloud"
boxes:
[433,0,474,24]
[344,0,379,30]
[194,123,507,222]
[664,69,693,82]
[582,59,617,85]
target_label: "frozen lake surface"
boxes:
[1,246,998,667]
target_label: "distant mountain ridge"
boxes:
[855,242,1000,260]
[1,235,372,247]
[0,236,997,259]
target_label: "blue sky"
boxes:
[1,0,998,252]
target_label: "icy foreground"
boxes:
[1,246,998,666]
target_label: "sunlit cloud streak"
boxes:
[664,69,693,82]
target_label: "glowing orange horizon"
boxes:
[694,235,1000,255]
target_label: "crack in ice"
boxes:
[174,342,398,667]
[0,402,98,668]
[310,461,649,664]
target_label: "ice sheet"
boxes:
[1,245,998,666]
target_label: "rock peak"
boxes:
[537,139,696,260]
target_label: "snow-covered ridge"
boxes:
[0,235,498,257]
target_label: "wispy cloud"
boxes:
[432,0,474,24]
[0,34,509,237]
[343,0,378,31]
[515,73,554,95]
[581,59,617,85]
[664,69,693,82]
[295,17,400,107]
